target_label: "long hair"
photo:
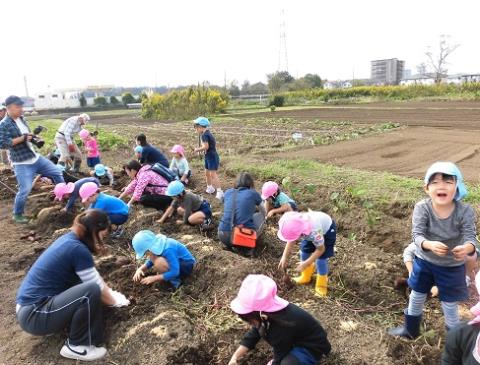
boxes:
[72,209,110,254]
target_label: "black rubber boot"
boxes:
[388,309,422,339]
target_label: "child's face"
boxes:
[84,193,97,206]
[425,173,456,206]
[194,126,203,135]
[174,152,182,159]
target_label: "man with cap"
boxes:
[0,95,64,223]
[55,113,90,172]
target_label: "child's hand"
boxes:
[266,211,275,219]
[425,241,449,256]
[278,257,288,271]
[141,275,159,285]
[132,268,144,282]
[175,219,183,225]
[296,261,310,273]
[452,244,474,261]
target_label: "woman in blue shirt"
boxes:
[15,210,129,362]
[218,172,266,254]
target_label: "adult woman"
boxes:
[119,160,172,211]
[218,172,266,252]
[15,210,129,361]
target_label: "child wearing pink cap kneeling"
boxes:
[228,274,331,365]
[169,144,191,184]
[277,211,336,297]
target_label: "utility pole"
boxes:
[23,75,29,97]
[278,9,288,72]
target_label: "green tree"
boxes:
[94,96,107,106]
[121,92,136,106]
[110,96,119,105]
[79,93,87,107]
[267,71,295,93]
[228,81,240,96]
[303,73,323,88]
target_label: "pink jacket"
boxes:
[84,138,100,158]
[124,165,168,201]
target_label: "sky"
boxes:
[1,0,479,98]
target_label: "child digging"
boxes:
[261,181,298,219]
[193,117,223,200]
[157,180,213,230]
[132,230,196,288]
[228,274,331,365]
[277,211,337,297]
[389,162,478,339]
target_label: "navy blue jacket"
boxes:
[139,144,169,167]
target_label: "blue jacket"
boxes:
[139,144,169,167]
[0,115,36,163]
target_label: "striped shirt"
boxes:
[58,116,83,144]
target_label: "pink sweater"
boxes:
[84,138,100,158]
[124,165,168,201]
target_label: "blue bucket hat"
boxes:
[94,164,106,177]
[134,146,143,154]
[424,161,467,201]
[166,180,185,197]
[132,230,167,259]
[194,117,210,127]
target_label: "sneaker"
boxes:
[206,185,215,194]
[60,341,107,361]
[110,226,124,239]
[215,189,224,200]
[13,214,29,224]
[200,218,213,232]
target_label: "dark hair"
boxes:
[234,172,255,189]
[136,134,147,146]
[124,160,142,173]
[238,310,294,329]
[72,209,110,254]
[428,173,456,185]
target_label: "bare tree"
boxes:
[416,63,427,77]
[425,34,460,83]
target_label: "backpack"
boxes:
[149,163,177,183]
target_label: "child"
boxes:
[277,211,337,297]
[169,144,191,184]
[193,117,223,200]
[157,180,212,230]
[261,181,298,219]
[90,163,115,187]
[132,230,196,288]
[389,162,478,339]
[79,182,129,238]
[228,274,331,365]
[54,177,100,213]
[79,129,101,168]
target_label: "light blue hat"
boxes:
[166,180,185,197]
[56,164,66,172]
[94,164,106,177]
[194,116,210,127]
[134,146,143,154]
[132,230,167,259]
[424,161,467,201]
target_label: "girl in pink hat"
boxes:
[228,274,331,365]
[277,211,337,297]
[79,129,101,169]
[169,144,191,184]
[261,181,298,219]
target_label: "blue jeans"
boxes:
[13,156,64,215]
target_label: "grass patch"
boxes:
[29,119,128,152]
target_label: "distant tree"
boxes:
[121,92,136,106]
[425,35,460,83]
[303,73,323,88]
[267,71,295,93]
[110,96,119,105]
[249,82,269,95]
[79,93,87,107]
[93,96,107,106]
[137,92,148,103]
[416,63,428,76]
[228,81,241,96]
[241,80,251,94]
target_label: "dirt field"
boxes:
[1,100,479,365]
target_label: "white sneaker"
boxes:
[60,342,107,361]
[216,189,224,200]
[206,185,215,194]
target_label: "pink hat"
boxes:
[170,144,185,156]
[79,129,90,140]
[277,212,313,242]
[230,274,289,314]
[53,182,75,201]
[79,182,99,203]
[261,181,279,200]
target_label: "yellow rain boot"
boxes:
[315,274,328,297]
[293,264,315,285]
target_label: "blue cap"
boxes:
[166,180,185,197]
[134,146,143,154]
[94,164,106,177]
[194,117,210,127]
[424,161,467,201]
[132,230,167,259]
[4,95,24,106]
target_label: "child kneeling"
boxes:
[132,230,196,288]
[389,162,478,339]
[228,274,331,365]
[157,180,212,230]
[261,181,298,219]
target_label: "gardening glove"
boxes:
[109,289,130,307]
[68,144,76,153]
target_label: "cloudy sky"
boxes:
[1,0,479,98]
